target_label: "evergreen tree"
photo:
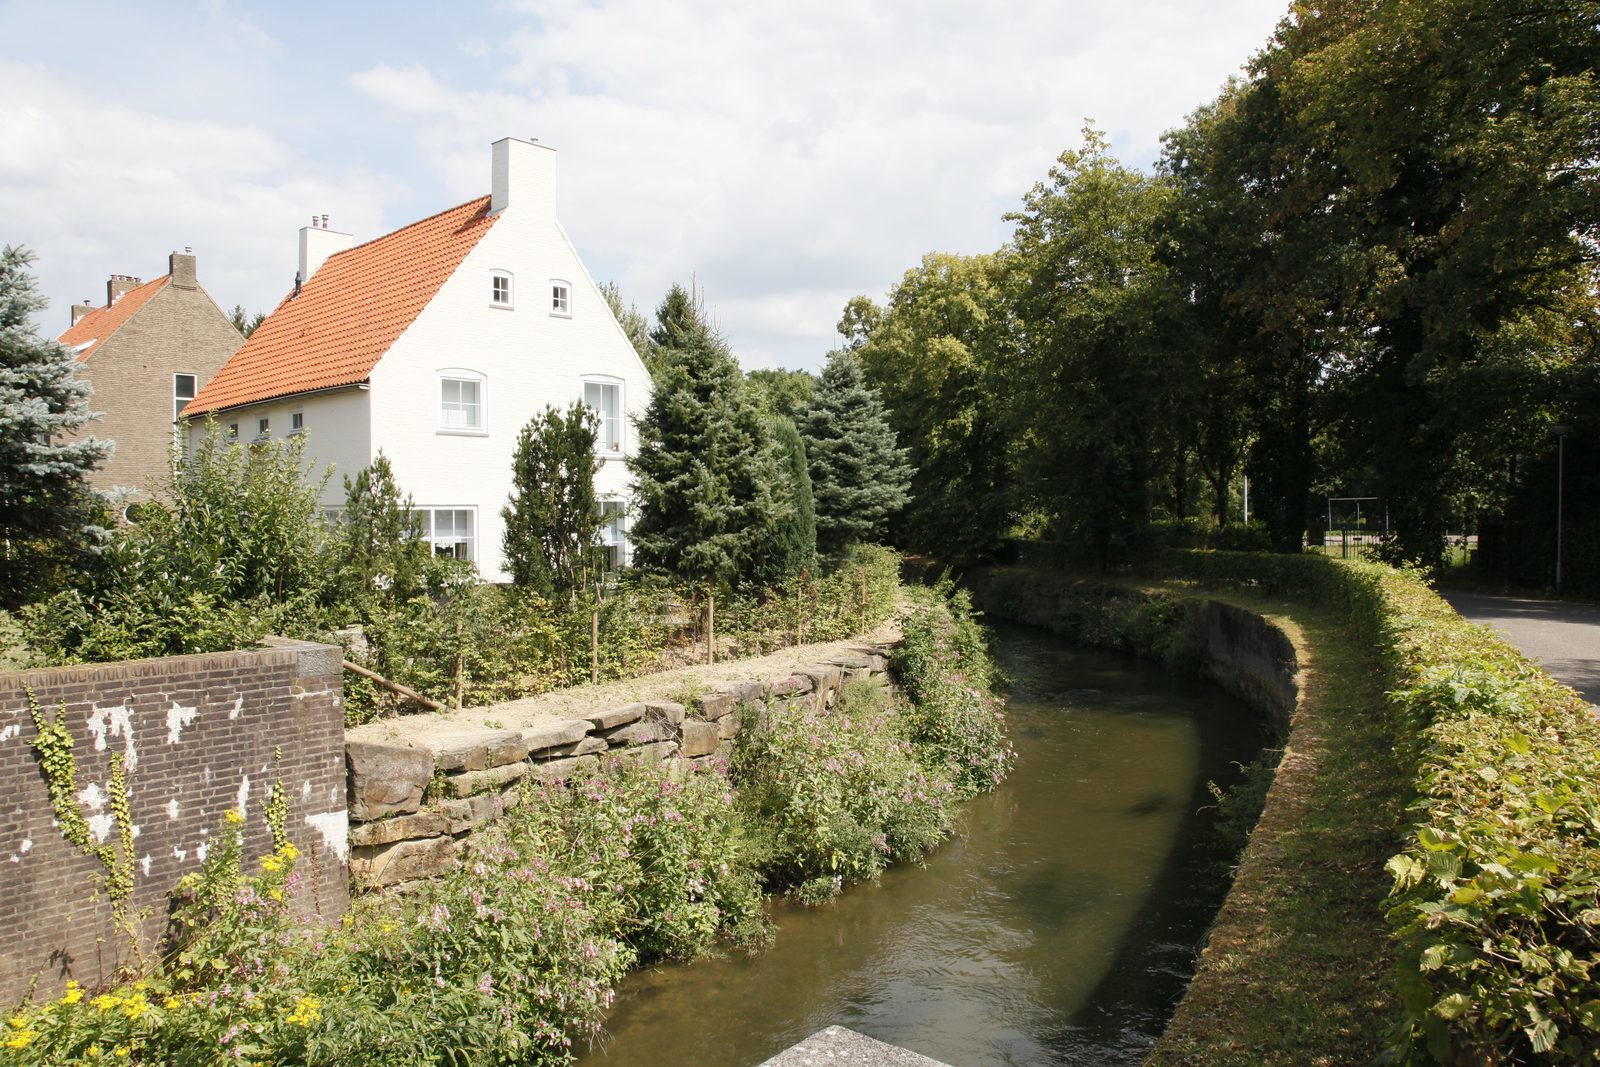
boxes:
[754,415,816,582]
[0,245,111,608]
[628,293,786,613]
[650,282,709,355]
[799,350,912,552]
[335,451,431,607]
[502,402,603,601]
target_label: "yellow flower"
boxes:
[269,887,284,902]
[87,1045,102,1058]
[279,843,300,861]
[60,980,85,1006]
[92,994,120,1011]
[379,920,397,934]
[115,1046,130,1058]
[3,1029,38,1049]
[225,809,245,825]
[260,855,283,873]
[285,995,320,1027]
[7,1015,27,1030]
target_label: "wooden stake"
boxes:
[591,608,599,685]
[707,587,716,666]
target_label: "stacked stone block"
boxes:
[345,649,891,890]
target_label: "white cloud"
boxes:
[349,0,1284,367]
[0,61,401,330]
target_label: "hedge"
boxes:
[1165,550,1600,1063]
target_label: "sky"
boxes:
[1,0,1287,371]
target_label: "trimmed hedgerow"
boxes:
[1170,550,1600,1064]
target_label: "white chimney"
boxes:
[298,215,353,285]
[490,137,556,217]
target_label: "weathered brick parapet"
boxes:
[0,641,349,1004]
[343,648,892,890]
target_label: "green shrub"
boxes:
[894,586,1013,798]
[1167,549,1600,1064]
[733,678,957,895]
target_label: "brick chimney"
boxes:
[298,215,353,286]
[70,299,97,326]
[169,249,197,289]
[106,274,142,305]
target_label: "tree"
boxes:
[755,415,816,582]
[599,282,657,376]
[745,368,816,422]
[228,305,266,338]
[502,403,603,602]
[849,252,1017,557]
[628,290,786,658]
[334,451,432,608]
[0,245,112,608]
[798,351,911,552]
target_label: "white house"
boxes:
[185,138,652,581]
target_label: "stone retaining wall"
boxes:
[344,648,893,889]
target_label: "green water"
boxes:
[578,622,1267,1066]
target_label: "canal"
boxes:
[579,621,1268,1066]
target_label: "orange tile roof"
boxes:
[57,275,169,361]
[186,195,498,416]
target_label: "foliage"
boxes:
[744,368,815,421]
[502,403,604,602]
[798,350,911,553]
[716,543,900,656]
[892,586,1013,798]
[1168,549,1600,1063]
[0,245,112,609]
[331,451,433,610]
[733,678,957,895]
[752,415,816,584]
[628,285,787,594]
[227,305,265,337]
[846,254,1017,557]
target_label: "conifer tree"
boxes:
[502,403,603,602]
[628,291,786,657]
[335,451,431,606]
[0,245,111,607]
[799,350,912,552]
[754,415,816,583]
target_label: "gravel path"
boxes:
[1441,590,1600,709]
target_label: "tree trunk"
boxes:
[590,609,599,685]
[706,587,716,666]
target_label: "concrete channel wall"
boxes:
[342,647,894,890]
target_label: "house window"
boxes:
[551,281,570,316]
[491,272,513,308]
[256,417,270,438]
[414,508,476,561]
[583,380,622,454]
[600,499,627,572]
[173,373,197,422]
[227,422,239,440]
[439,375,484,432]
[290,412,304,435]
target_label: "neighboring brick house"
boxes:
[57,252,244,498]
[185,137,653,582]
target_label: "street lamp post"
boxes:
[1553,425,1571,595]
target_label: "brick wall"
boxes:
[69,275,243,498]
[0,640,348,1003]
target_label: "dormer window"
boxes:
[551,281,570,317]
[491,271,513,308]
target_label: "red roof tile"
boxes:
[57,275,169,361]
[186,196,498,416]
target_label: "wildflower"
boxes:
[286,995,320,1027]
[260,855,283,873]
[115,1047,130,1058]
[7,1015,27,1030]
[225,809,245,825]
[60,980,84,1006]
[4,1029,38,1049]
[278,843,300,861]
[92,994,120,1011]
[165,997,182,1010]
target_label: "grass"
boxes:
[1142,586,1403,1066]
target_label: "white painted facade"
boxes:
[197,139,651,582]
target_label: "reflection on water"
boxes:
[579,622,1265,1067]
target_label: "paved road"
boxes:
[1442,590,1600,708]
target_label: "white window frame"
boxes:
[412,506,477,563]
[173,372,197,423]
[581,376,623,456]
[438,369,487,435]
[550,279,571,317]
[600,498,628,572]
[490,270,513,309]
[227,422,239,441]
[290,411,305,436]
[256,416,270,439]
